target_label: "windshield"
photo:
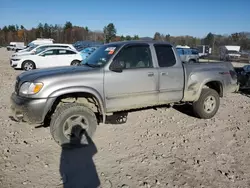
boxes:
[27,45,37,52]
[35,46,47,54]
[81,44,122,67]
[228,50,239,54]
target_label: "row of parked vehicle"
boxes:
[9,39,100,71]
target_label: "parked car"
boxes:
[176,47,199,63]
[235,65,250,90]
[10,47,82,71]
[10,41,238,147]
[80,47,98,59]
[16,39,54,53]
[12,43,76,57]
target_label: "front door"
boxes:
[153,44,184,104]
[38,49,59,68]
[104,44,159,112]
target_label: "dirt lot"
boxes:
[0,48,250,188]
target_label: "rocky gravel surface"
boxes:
[0,48,249,188]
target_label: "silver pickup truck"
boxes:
[10,41,238,147]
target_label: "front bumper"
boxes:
[10,92,49,124]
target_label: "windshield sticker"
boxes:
[105,47,116,51]
[108,50,115,54]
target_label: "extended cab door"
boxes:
[104,44,159,112]
[154,44,184,104]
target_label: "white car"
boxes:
[10,47,82,71]
[12,43,76,57]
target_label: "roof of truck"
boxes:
[108,40,173,46]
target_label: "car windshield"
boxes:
[81,48,93,53]
[35,47,47,54]
[27,45,37,52]
[228,50,239,54]
[81,44,122,67]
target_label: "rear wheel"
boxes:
[50,103,97,148]
[193,88,220,119]
[71,60,81,66]
[22,61,36,71]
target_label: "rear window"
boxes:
[154,45,176,67]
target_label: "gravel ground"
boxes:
[0,48,250,188]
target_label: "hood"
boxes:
[17,65,95,82]
[12,52,32,57]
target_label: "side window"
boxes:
[154,45,176,67]
[176,48,183,55]
[58,50,76,55]
[43,49,58,56]
[183,49,191,55]
[114,45,153,69]
[66,50,76,54]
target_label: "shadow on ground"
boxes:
[173,104,196,118]
[60,125,100,188]
[239,90,250,98]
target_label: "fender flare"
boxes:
[42,86,106,123]
[195,78,223,101]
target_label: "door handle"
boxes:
[161,72,168,76]
[148,72,154,77]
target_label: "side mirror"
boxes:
[40,54,45,57]
[110,60,124,73]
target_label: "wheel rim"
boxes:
[203,96,216,113]
[24,62,33,70]
[63,115,89,144]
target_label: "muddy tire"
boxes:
[50,103,97,148]
[193,88,220,119]
[22,61,36,71]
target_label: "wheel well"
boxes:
[44,92,103,125]
[189,59,196,62]
[204,81,223,97]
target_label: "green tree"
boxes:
[64,21,73,30]
[120,35,125,41]
[165,34,170,42]
[153,32,161,41]
[103,23,116,43]
[133,35,139,40]
[125,35,132,40]
[204,32,214,46]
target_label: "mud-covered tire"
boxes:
[50,103,97,148]
[71,60,81,66]
[193,88,220,119]
[22,61,36,71]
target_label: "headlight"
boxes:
[19,82,43,95]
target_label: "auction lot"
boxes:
[0,48,250,188]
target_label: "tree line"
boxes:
[0,22,250,54]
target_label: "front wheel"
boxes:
[22,61,35,71]
[193,88,220,119]
[71,60,81,66]
[50,103,97,148]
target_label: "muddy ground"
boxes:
[0,48,249,188]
